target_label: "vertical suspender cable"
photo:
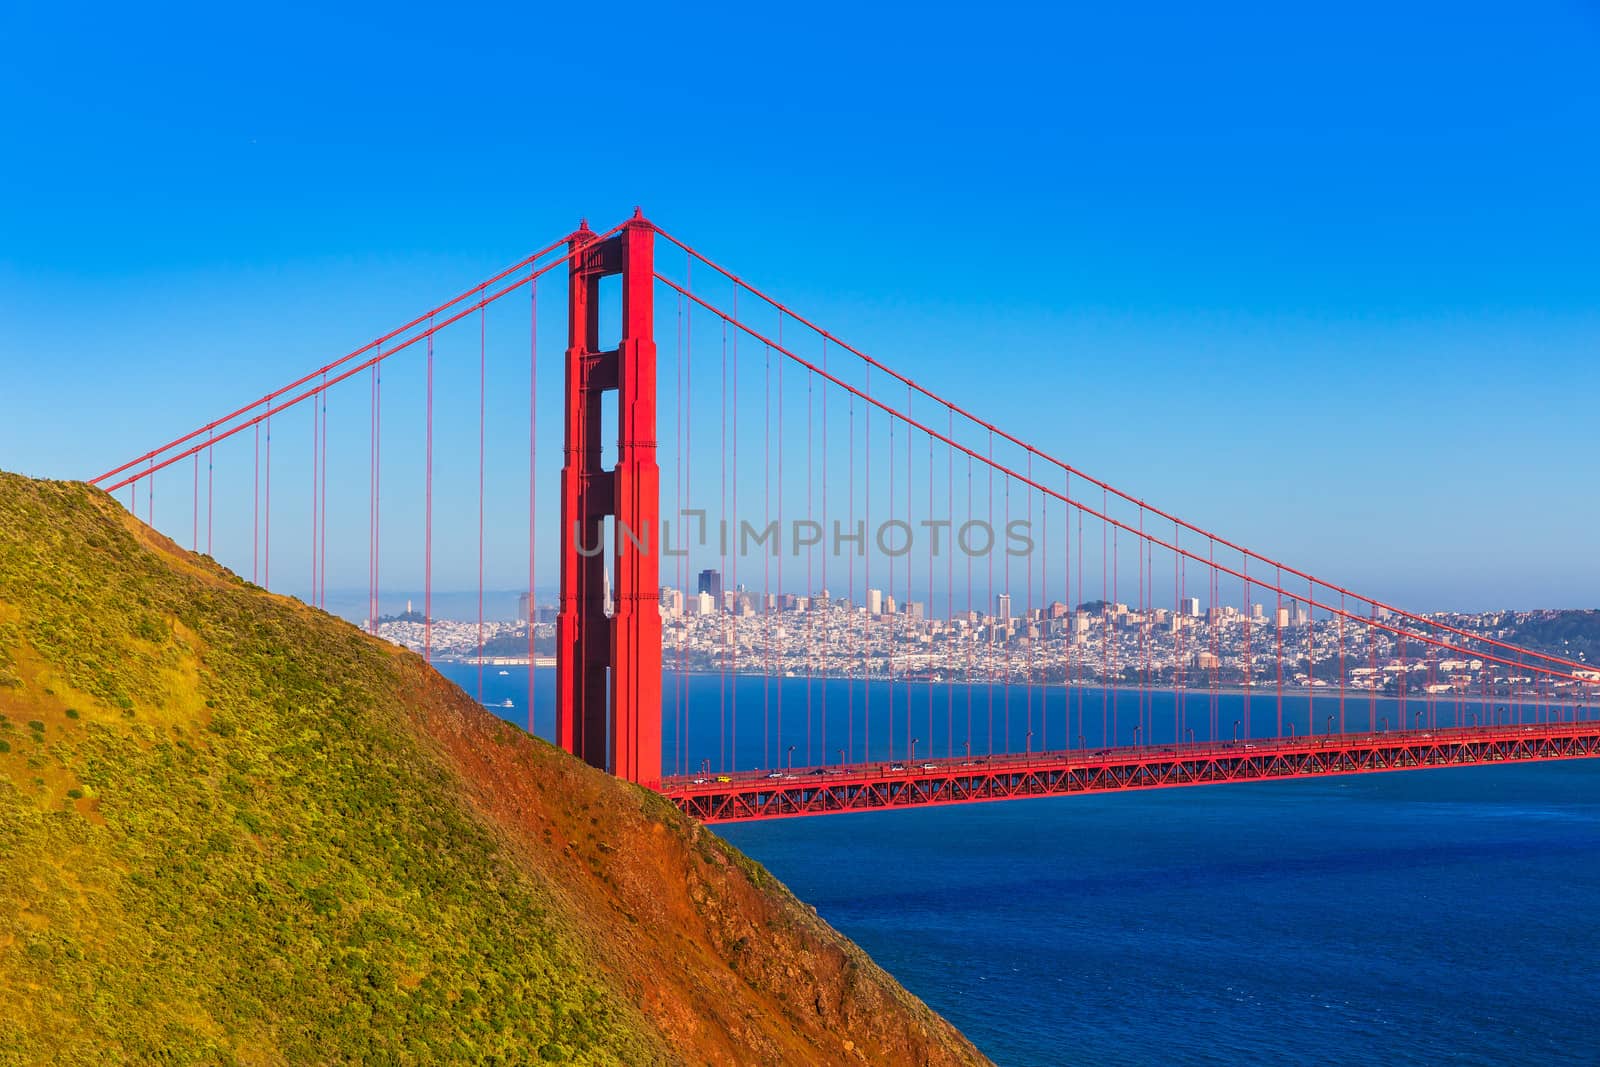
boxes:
[311,383,319,602]
[537,279,544,735]
[478,307,486,706]
[254,424,260,584]
[375,362,382,629]
[942,415,951,756]
[425,325,434,663]
[888,407,896,759]
[776,321,784,765]
[683,262,692,778]
[321,374,329,608]
[806,370,814,767]
[1276,565,1284,737]
[988,433,995,756]
[730,288,739,772]
[821,341,830,764]
[764,344,772,769]
[264,416,271,590]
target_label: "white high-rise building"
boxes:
[1181,596,1201,617]
[867,588,884,615]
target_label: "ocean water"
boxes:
[441,664,1600,1065]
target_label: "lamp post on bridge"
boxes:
[1326,714,1335,737]
[1233,720,1241,743]
[911,737,921,764]
[786,745,796,773]
[1133,725,1142,749]
[1186,727,1195,746]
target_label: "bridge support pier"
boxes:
[555,211,662,787]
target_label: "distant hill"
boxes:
[0,472,986,1066]
[1497,610,1600,665]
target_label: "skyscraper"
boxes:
[867,588,883,615]
[1181,596,1201,618]
[697,568,723,603]
[996,593,1012,622]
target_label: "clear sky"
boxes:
[2,1,1597,611]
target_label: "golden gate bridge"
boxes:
[93,211,1600,821]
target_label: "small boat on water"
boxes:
[500,698,515,709]
[498,670,510,676]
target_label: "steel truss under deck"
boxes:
[662,722,1600,823]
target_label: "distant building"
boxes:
[517,592,532,622]
[697,568,723,602]
[1276,607,1291,628]
[1181,596,1201,618]
[867,588,884,615]
[996,593,1012,622]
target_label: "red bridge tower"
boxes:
[555,211,662,787]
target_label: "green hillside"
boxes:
[0,472,986,1066]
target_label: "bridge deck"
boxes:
[661,721,1600,823]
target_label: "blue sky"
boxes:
[2,1,1597,611]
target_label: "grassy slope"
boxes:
[0,473,986,1067]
